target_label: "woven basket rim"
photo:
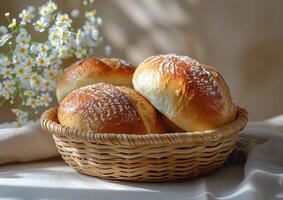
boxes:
[40,106,248,145]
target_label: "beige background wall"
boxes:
[0,0,283,122]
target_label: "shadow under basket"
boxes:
[40,107,248,182]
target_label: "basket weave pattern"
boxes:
[41,107,248,182]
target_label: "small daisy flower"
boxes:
[16,31,31,47]
[1,90,10,100]
[20,74,32,86]
[47,1,58,12]
[15,45,29,59]
[26,97,40,108]
[24,58,34,68]
[39,93,52,106]
[42,79,55,91]
[30,73,43,89]
[24,90,35,97]
[3,79,16,93]
[48,31,60,46]
[58,46,69,58]
[39,1,57,16]
[19,8,35,25]
[36,53,48,67]
[38,43,49,54]
[58,28,71,42]
[55,14,72,28]
[13,64,31,79]
[34,18,49,32]
[0,66,13,79]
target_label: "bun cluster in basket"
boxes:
[57,55,237,134]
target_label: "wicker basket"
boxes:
[40,107,248,182]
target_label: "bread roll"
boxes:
[56,57,135,103]
[58,83,164,134]
[133,54,237,132]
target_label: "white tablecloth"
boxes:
[1,117,283,200]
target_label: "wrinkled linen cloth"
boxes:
[0,116,283,200]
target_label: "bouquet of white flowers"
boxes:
[0,0,109,126]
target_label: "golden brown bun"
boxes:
[56,57,135,103]
[133,54,237,132]
[58,83,164,134]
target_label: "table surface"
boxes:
[0,157,246,200]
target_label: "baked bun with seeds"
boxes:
[133,54,237,132]
[56,57,135,103]
[58,83,164,134]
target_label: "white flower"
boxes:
[44,68,59,80]
[30,73,43,89]
[0,56,11,67]
[0,90,10,100]
[58,46,69,58]
[0,66,13,79]
[15,45,29,59]
[58,28,72,42]
[13,64,31,79]
[0,33,12,47]
[3,79,16,93]
[16,35,30,48]
[24,90,35,97]
[24,58,34,68]
[34,18,49,32]
[26,97,40,108]
[46,1,58,13]
[36,53,48,66]
[48,30,60,46]
[41,79,55,91]
[38,43,49,54]
[19,8,35,24]
[39,93,52,106]
[0,26,8,34]
[20,74,32,86]
[46,53,60,66]
[5,12,10,17]
[39,1,57,16]
[55,14,72,28]
[71,9,79,18]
